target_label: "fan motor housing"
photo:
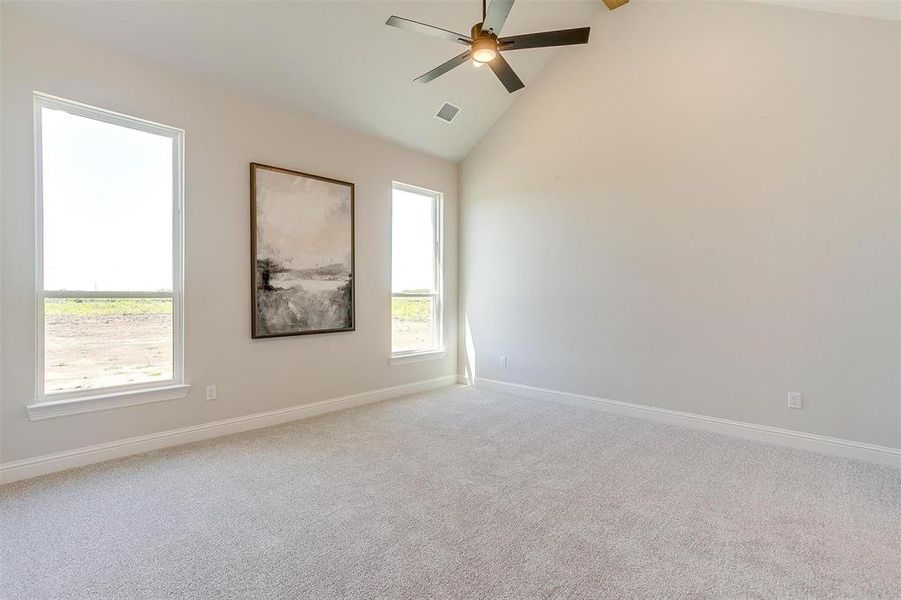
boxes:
[470,25,499,63]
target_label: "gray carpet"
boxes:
[1,385,899,599]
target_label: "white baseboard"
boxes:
[473,377,901,469]
[1,375,457,485]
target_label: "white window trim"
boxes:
[389,181,445,362]
[389,350,447,366]
[28,92,189,420]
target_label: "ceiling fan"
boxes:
[385,0,629,94]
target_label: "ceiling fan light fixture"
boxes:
[472,48,497,63]
[386,0,591,94]
[471,36,498,63]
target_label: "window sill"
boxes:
[26,384,191,421]
[390,350,447,366]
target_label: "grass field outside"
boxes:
[44,297,172,316]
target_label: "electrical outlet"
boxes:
[787,391,803,409]
[205,384,217,401]
[498,355,507,367]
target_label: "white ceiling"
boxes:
[6,1,603,161]
[748,0,900,21]
[6,1,899,161]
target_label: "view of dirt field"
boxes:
[391,318,432,352]
[42,296,434,394]
[391,296,435,352]
[43,299,172,394]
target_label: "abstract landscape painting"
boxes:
[250,163,354,338]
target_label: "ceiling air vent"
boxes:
[435,102,460,123]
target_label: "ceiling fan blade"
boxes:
[488,53,524,93]
[385,16,471,46]
[414,50,473,83]
[499,27,590,51]
[482,0,515,35]
[602,0,629,9]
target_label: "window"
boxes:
[391,182,443,359]
[31,93,186,416]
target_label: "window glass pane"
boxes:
[41,107,173,292]
[391,296,435,353]
[391,189,435,294]
[44,298,173,394]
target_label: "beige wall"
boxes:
[1,11,458,463]
[460,2,901,447]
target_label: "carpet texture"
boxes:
[2,385,900,599]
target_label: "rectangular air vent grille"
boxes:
[435,102,460,123]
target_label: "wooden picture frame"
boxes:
[250,163,355,338]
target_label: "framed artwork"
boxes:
[250,163,354,338]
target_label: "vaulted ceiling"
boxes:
[6,1,603,160]
[6,1,899,161]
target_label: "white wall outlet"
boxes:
[498,355,507,367]
[787,391,803,409]
[205,384,217,401]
